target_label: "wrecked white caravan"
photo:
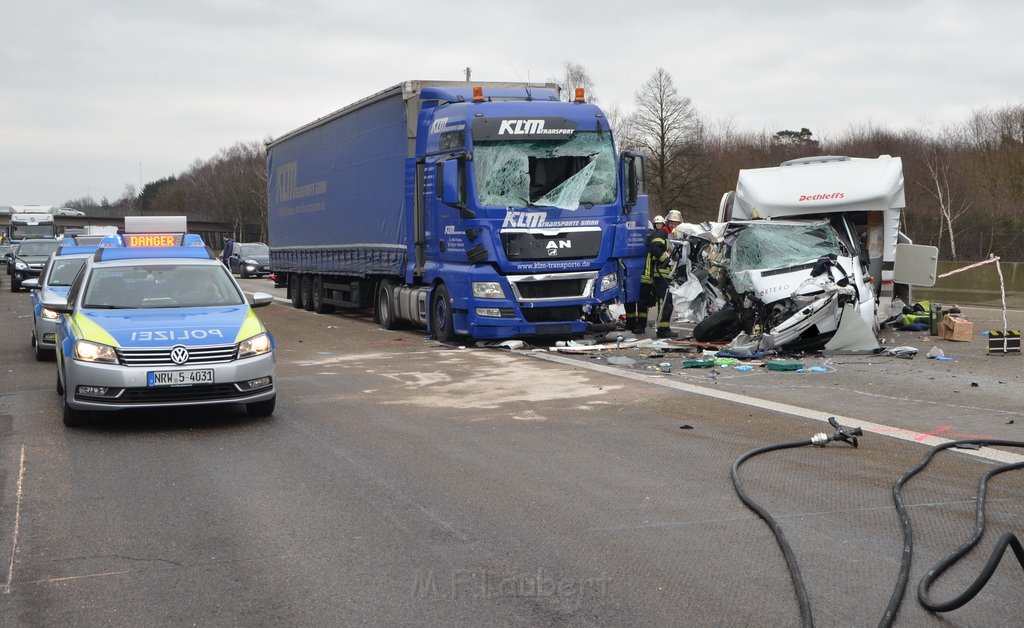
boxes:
[672,155,937,354]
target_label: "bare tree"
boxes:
[628,68,706,216]
[920,148,971,259]
[550,61,597,103]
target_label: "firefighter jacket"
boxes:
[641,228,673,284]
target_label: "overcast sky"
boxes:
[3,1,1022,205]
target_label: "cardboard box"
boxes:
[941,314,974,342]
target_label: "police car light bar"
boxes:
[95,246,214,262]
[57,245,99,256]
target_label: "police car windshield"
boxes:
[83,265,244,309]
[48,258,86,286]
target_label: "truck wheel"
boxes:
[290,273,304,309]
[246,395,276,417]
[301,274,315,311]
[311,276,333,314]
[430,284,456,343]
[377,280,399,330]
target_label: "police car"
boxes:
[42,217,277,426]
[22,243,98,361]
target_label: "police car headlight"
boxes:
[599,273,618,293]
[238,332,272,358]
[472,281,505,299]
[74,339,118,364]
[15,260,28,271]
[41,307,60,320]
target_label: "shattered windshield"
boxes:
[729,222,842,272]
[473,131,616,209]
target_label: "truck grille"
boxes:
[115,344,237,366]
[507,271,597,302]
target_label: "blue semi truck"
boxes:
[266,80,650,341]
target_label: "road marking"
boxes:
[534,352,1024,465]
[3,445,26,594]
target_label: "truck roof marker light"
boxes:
[472,86,484,103]
[574,88,585,102]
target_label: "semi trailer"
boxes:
[267,80,649,341]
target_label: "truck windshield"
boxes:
[12,224,56,239]
[473,131,616,210]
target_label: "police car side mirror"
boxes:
[41,295,72,314]
[249,292,274,308]
[21,278,39,289]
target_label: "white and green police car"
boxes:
[43,217,277,426]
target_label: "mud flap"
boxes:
[822,303,882,355]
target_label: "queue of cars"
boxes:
[15,217,278,427]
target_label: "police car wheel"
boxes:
[246,395,276,417]
[62,394,90,427]
[33,335,48,361]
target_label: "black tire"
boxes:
[290,273,304,309]
[311,275,334,314]
[240,268,249,279]
[246,395,276,417]
[693,307,743,342]
[301,274,315,311]
[10,279,20,292]
[430,283,456,343]
[33,333,48,361]
[376,280,399,330]
[62,391,90,427]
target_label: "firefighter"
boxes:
[637,220,677,338]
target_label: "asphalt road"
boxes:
[1,275,1022,626]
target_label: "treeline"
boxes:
[66,67,1024,261]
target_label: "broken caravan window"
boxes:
[473,132,617,209]
[726,221,844,291]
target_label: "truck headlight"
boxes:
[472,281,505,299]
[238,332,272,359]
[599,272,618,293]
[74,339,118,364]
[41,307,60,320]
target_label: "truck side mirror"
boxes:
[442,158,475,219]
[442,159,463,207]
[622,152,646,212]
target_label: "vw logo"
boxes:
[170,345,190,365]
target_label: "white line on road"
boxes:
[3,445,26,594]
[534,352,1024,465]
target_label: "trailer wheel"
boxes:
[376,280,399,330]
[430,284,456,343]
[301,275,315,311]
[289,273,304,309]
[311,275,333,314]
